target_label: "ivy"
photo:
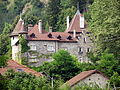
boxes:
[19,35,30,53]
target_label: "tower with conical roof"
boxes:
[10,15,27,63]
[65,5,94,62]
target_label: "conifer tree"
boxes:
[89,0,120,60]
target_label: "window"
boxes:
[47,46,55,52]
[30,59,37,62]
[30,45,36,50]
[30,33,36,38]
[79,57,82,62]
[87,48,90,52]
[83,38,86,43]
[78,47,83,54]
[17,69,24,72]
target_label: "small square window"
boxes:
[47,46,55,52]
[30,45,36,50]
[30,59,37,62]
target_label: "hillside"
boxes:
[0,0,92,33]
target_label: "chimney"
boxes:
[73,30,76,38]
[80,14,84,28]
[49,26,52,32]
[28,24,33,31]
[38,20,42,33]
[67,16,69,29]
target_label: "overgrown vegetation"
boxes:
[19,36,30,53]
[0,0,120,89]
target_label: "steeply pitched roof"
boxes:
[28,24,77,42]
[66,70,109,87]
[0,60,43,77]
[65,10,86,33]
[11,19,27,36]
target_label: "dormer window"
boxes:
[67,35,72,40]
[30,33,36,38]
[48,33,52,38]
[57,35,61,39]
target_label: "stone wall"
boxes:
[27,31,94,66]
[72,73,109,89]
[28,40,58,66]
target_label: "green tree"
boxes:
[19,36,30,53]
[96,52,120,77]
[0,74,7,90]
[46,0,61,31]
[35,50,81,82]
[4,70,53,90]
[89,0,120,60]
[0,23,12,56]
[110,72,120,87]
[57,6,76,32]
[0,55,8,67]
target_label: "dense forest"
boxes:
[1,0,120,89]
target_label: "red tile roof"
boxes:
[66,70,109,87]
[0,60,43,77]
[65,10,86,33]
[28,24,77,42]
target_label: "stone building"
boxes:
[11,9,94,66]
[64,70,109,89]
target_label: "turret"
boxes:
[10,15,27,63]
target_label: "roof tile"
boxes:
[0,60,43,77]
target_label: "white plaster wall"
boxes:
[11,36,19,46]
[12,45,21,62]
[11,36,21,63]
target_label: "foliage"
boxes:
[96,52,120,77]
[24,15,39,26]
[72,84,104,90]
[87,52,100,63]
[89,0,120,60]
[21,57,28,66]
[32,50,81,82]
[19,36,30,53]
[0,55,8,67]
[45,0,61,31]
[56,6,76,32]
[2,69,53,90]
[0,23,12,57]
[0,74,8,90]
[110,72,120,87]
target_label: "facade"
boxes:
[65,70,109,89]
[11,9,94,66]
